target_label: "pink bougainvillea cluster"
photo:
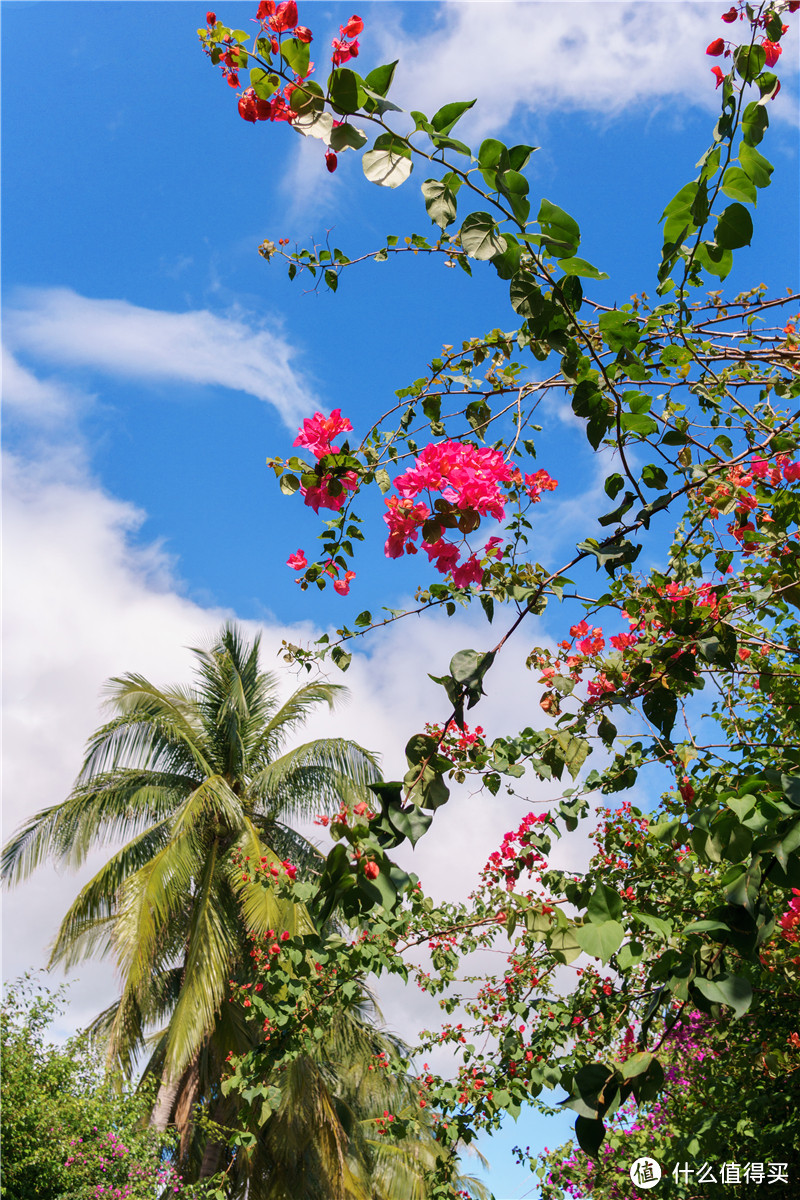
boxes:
[285,409,557,596]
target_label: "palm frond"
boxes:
[80,676,211,780]
[254,681,349,759]
[162,840,244,1077]
[47,823,172,971]
[252,738,381,822]
[1,775,185,882]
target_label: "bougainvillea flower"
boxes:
[301,471,358,513]
[294,25,313,42]
[331,37,360,65]
[286,549,307,570]
[294,408,352,458]
[383,496,430,558]
[325,149,338,172]
[422,537,461,575]
[711,66,726,87]
[238,91,259,122]
[721,6,738,21]
[257,0,275,18]
[762,38,782,67]
[341,15,364,37]
[452,554,484,590]
[706,38,725,55]
[270,1,298,33]
[333,570,356,595]
[206,11,217,25]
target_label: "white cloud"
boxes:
[4,287,319,428]
[376,2,798,136]
[2,347,91,426]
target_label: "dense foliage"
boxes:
[194,2,800,1195]
[0,977,191,1200]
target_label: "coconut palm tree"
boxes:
[1,624,381,1132]
[2,625,491,1199]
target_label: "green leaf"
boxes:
[695,241,734,280]
[604,473,624,500]
[249,68,279,100]
[386,803,433,847]
[548,925,582,964]
[459,212,507,260]
[329,123,367,152]
[621,412,658,436]
[363,140,413,189]
[733,43,766,83]
[739,142,774,188]
[280,37,310,79]
[693,972,752,1019]
[742,100,769,146]
[538,198,580,258]
[574,920,624,962]
[587,883,623,923]
[632,911,672,940]
[364,60,397,97]
[642,687,677,738]
[279,473,300,495]
[329,67,366,114]
[721,166,757,205]
[714,203,753,250]
[619,1051,654,1080]
[572,381,612,451]
[509,143,537,171]
[575,1116,606,1156]
[431,99,476,135]
[421,179,458,229]
[599,310,641,353]
[557,257,609,280]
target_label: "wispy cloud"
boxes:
[2,347,92,427]
[375,1,798,137]
[4,287,319,428]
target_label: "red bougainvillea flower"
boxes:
[294,25,313,42]
[238,91,258,122]
[762,39,782,67]
[711,65,726,87]
[286,549,307,570]
[341,15,364,37]
[257,1,275,18]
[294,408,352,458]
[333,570,356,596]
[227,72,240,87]
[301,471,358,513]
[706,37,725,55]
[206,11,217,25]
[325,149,338,172]
[720,5,738,21]
[270,1,298,33]
[363,861,380,880]
[331,37,359,65]
[451,554,484,590]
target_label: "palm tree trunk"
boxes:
[199,1100,227,1179]
[149,1074,182,1130]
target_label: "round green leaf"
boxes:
[459,212,507,260]
[362,148,413,188]
[714,203,753,250]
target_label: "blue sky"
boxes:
[2,2,799,1195]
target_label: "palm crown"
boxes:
[2,623,381,1086]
